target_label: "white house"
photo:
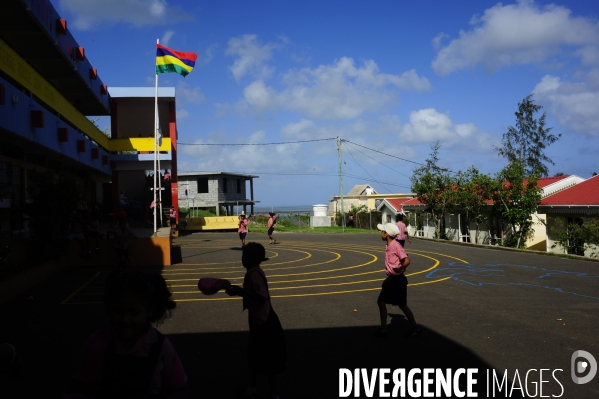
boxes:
[539,175,599,257]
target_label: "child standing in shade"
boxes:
[110,211,137,268]
[169,206,177,234]
[64,270,188,398]
[226,243,287,399]
[238,212,249,247]
[374,223,420,337]
[267,212,277,244]
[395,214,411,247]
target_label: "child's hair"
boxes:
[242,242,265,268]
[104,270,176,324]
[395,214,404,222]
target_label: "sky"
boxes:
[54,0,599,207]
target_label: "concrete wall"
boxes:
[114,98,172,140]
[178,176,248,208]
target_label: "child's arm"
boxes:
[225,285,268,302]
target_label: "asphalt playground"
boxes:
[1,231,598,398]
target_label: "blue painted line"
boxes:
[425,262,599,300]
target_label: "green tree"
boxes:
[411,142,455,239]
[550,216,599,258]
[495,94,560,177]
[492,162,542,248]
[455,167,496,244]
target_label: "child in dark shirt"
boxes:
[226,242,287,399]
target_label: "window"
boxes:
[222,178,228,193]
[197,178,209,194]
[237,179,241,194]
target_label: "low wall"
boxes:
[181,216,238,231]
[0,228,172,304]
[64,228,172,267]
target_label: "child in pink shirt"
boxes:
[267,213,277,244]
[395,214,411,247]
[238,213,249,247]
[374,223,420,338]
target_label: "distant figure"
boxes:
[67,211,89,257]
[64,270,188,398]
[238,212,249,247]
[226,243,286,399]
[348,214,354,227]
[267,213,277,244]
[169,206,177,233]
[109,211,137,268]
[119,191,127,210]
[164,169,171,182]
[84,211,102,253]
[395,214,411,247]
[374,223,420,338]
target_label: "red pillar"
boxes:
[169,102,179,223]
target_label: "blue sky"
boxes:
[55,0,599,207]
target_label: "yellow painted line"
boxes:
[60,272,101,305]
[165,249,342,275]
[166,248,312,270]
[172,276,451,301]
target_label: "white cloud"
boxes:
[238,57,430,120]
[432,0,599,75]
[225,35,280,82]
[177,109,189,119]
[177,82,206,103]
[180,131,306,173]
[58,0,193,30]
[533,73,599,136]
[400,108,498,151]
[161,30,175,47]
[202,45,215,65]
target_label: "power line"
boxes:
[178,138,337,146]
[342,139,455,174]
[177,170,410,188]
[343,142,394,192]
[343,141,412,179]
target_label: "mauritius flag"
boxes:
[156,44,198,77]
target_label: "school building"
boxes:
[0,0,180,241]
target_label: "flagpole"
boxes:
[158,126,163,227]
[153,38,159,235]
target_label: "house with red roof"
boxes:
[538,175,599,257]
[396,175,587,248]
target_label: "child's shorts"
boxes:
[239,232,247,240]
[377,274,408,307]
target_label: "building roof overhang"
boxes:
[0,0,110,115]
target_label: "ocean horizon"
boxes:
[252,205,319,214]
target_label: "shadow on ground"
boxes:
[168,321,528,399]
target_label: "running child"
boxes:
[395,214,411,247]
[374,223,420,337]
[267,213,277,244]
[226,243,287,399]
[64,270,188,398]
[238,212,249,247]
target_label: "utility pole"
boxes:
[337,136,345,232]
